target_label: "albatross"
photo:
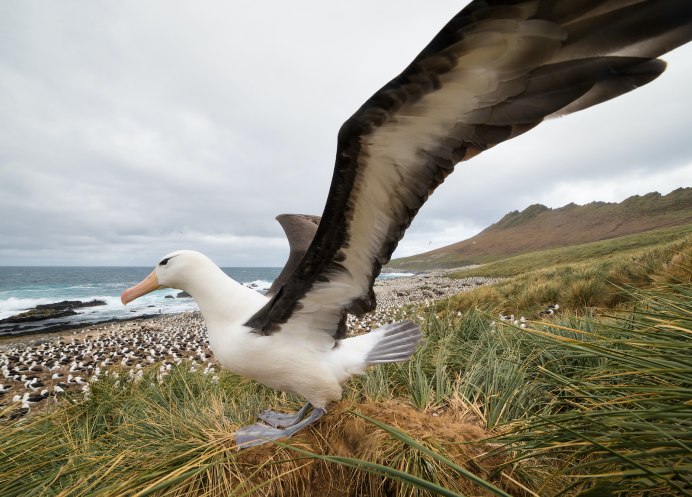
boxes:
[121,0,692,448]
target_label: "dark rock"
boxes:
[164,295,175,299]
[176,291,191,298]
[0,299,107,324]
[37,300,105,310]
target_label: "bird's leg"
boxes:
[257,402,312,428]
[234,406,326,449]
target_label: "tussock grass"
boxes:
[0,324,507,497]
[445,234,691,317]
[492,284,692,496]
[2,241,690,496]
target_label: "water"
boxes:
[377,271,416,280]
[0,267,414,336]
[0,266,281,336]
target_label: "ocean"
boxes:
[0,267,413,337]
[0,266,281,337]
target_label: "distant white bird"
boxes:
[9,401,30,420]
[540,304,562,317]
[121,1,692,447]
[23,391,49,404]
[24,377,44,392]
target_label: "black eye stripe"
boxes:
[159,254,179,266]
[159,257,173,266]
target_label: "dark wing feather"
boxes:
[266,214,321,298]
[246,0,692,338]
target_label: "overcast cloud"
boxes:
[1,1,691,267]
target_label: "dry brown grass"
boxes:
[225,400,505,497]
[441,235,691,318]
[0,359,520,497]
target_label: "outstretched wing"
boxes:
[266,214,320,298]
[246,0,692,338]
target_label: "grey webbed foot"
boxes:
[233,423,291,448]
[234,406,325,449]
[257,402,312,428]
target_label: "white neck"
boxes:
[178,263,268,332]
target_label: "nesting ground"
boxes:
[0,270,498,419]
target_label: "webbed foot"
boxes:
[234,406,325,449]
[257,402,312,428]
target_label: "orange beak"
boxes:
[121,270,161,305]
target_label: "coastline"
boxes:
[1,269,498,346]
[1,269,495,341]
[0,270,498,417]
[0,266,280,337]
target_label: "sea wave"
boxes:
[0,296,56,319]
[378,272,415,280]
[243,279,273,293]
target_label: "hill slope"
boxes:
[390,187,692,270]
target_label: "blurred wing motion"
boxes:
[247,0,692,337]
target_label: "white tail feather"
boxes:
[365,320,421,364]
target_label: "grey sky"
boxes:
[1,1,691,267]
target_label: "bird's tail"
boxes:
[365,320,421,364]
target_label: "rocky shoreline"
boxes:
[1,300,108,324]
[0,293,195,338]
[0,270,498,419]
[0,300,109,335]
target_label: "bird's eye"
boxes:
[159,258,170,266]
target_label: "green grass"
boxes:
[1,238,690,496]
[493,284,692,496]
[0,312,511,496]
[450,224,692,279]
[322,283,692,497]
[443,231,691,318]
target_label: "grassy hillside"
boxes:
[454,223,692,279]
[390,188,692,271]
[444,230,691,318]
[2,233,690,496]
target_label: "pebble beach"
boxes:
[0,270,499,419]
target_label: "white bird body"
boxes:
[150,251,396,408]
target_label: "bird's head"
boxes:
[121,250,208,305]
